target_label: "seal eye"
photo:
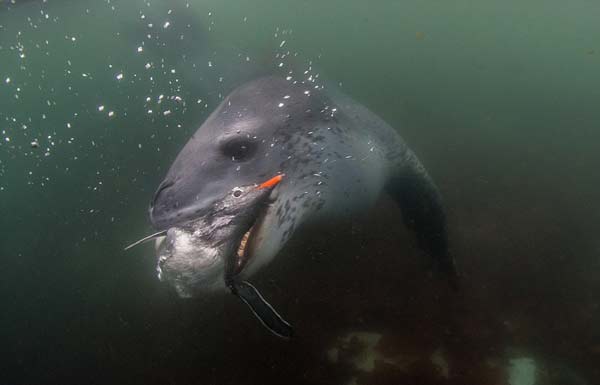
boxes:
[221,138,256,162]
[232,188,243,198]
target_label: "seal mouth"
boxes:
[140,174,284,296]
[233,191,274,275]
[232,174,282,275]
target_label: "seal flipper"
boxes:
[386,152,459,289]
[228,280,293,339]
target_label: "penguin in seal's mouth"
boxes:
[125,174,292,338]
[126,76,458,339]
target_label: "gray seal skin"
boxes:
[147,75,458,336]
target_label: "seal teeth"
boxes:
[237,228,252,258]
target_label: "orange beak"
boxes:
[257,174,284,189]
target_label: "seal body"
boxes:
[146,76,456,335]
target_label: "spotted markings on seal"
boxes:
[128,75,458,337]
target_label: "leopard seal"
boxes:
[130,75,457,337]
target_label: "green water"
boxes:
[1,1,599,384]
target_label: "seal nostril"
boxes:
[151,180,175,208]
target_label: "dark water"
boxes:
[1,1,599,384]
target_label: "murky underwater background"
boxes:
[1,0,599,384]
